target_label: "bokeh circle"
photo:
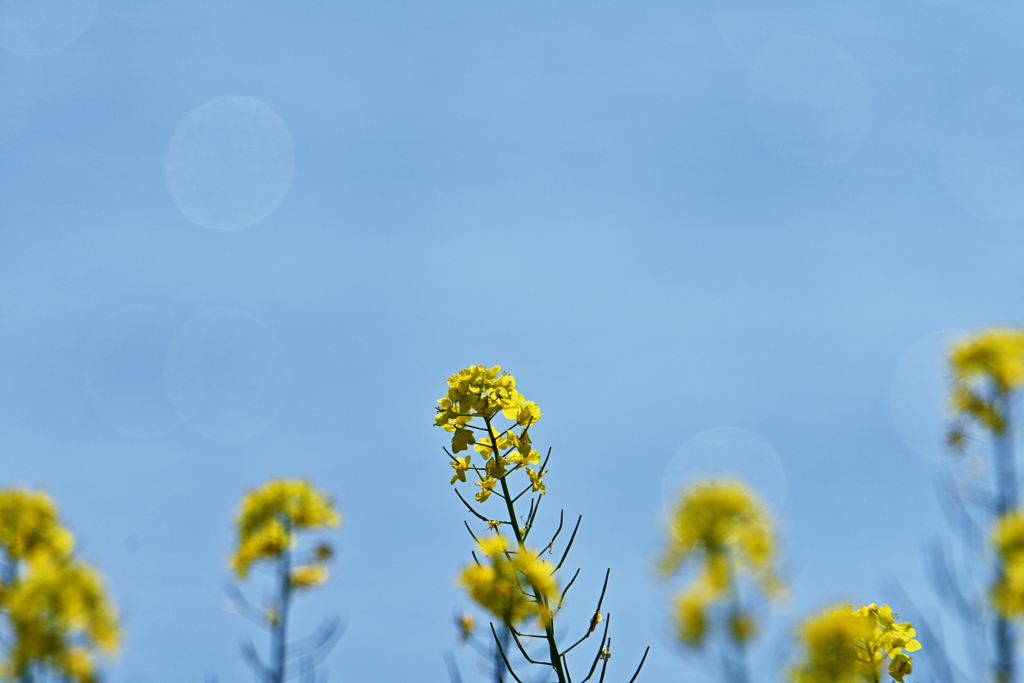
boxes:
[890,329,966,463]
[661,426,787,521]
[164,309,288,442]
[0,0,100,56]
[84,306,181,439]
[166,97,295,230]
[746,35,871,166]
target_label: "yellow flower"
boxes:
[475,477,497,503]
[948,329,1024,434]
[659,480,783,649]
[0,488,75,563]
[991,509,1024,617]
[508,448,540,468]
[675,588,709,646]
[486,454,510,480]
[451,427,476,453]
[950,329,1024,393]
[788,604,919,683]
[513,401,542,427]
[3,556,121,683]
[729,612,756,645]
[888,653,912,682]
[290,564,329,589]
[450,455,472,485]
[526,468,546,494]
[457,537,558,628]
[230,479,341,579]
[457,612,475,641]
[435,367,541,466]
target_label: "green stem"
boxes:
[995,390,1016,683]
[484,416,566,683]
[270,538,293,683]
[485,416,523,545]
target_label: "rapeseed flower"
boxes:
[949,328,1024,435]
[450,455,472,484]
[991,509,1024,616]
[436,366,541,471]
[659,480,782,649]
[0,489,120,683]
[0,489,74,563]
[230,479,341,579]
[788,604,919,683]
[458,535,558,628]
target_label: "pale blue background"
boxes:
[1,1,1022,681]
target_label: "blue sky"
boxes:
[2,1,1024,681]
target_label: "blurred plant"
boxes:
[435,365,648,683]
[787,603,919,683]
[923,328,1024,683]
[226,479,343,683]
[0,487,120,683]
[657,479,783,683]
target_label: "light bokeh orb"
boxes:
[0,0,101,56]
[660,426,787,522]
[164,309,288,442]
[166,97,295,231]
[890,329,963,463]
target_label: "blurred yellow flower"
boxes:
[230,479,340,579]
[290,564,329,589]
[458,536,558,627]
[0,489,74,563]
[457,611,475,641]
[659,480,783,649]
[788,604,919,683]
[992,509,1024,616]
[0,489,120,683]
[949,329,1024,434]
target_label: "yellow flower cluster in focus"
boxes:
[435,366,545,500]
[458,535,558,627]
[659,480,782,646]
[230,479,341,582]
[789,604,919,683]
[948,328,1024,435]
[0,489,120,683]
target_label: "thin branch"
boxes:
[627,646,650,683]
[541,511,565,556]
[491,623,526,683]
[558,569,581,609]
[454,489,492,523]
[444,652,464,683]
[562,570,610,654]
[580,614,611,683]
[554,516,582,573]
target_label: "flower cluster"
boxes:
[230,479,341,586]
[991,509,1024,616]
[0,488,120,683]
[948,328,1024,437]
[435,366,544,503]
[658,480,782,646]
[788,604,919,683]
[457,535,558,628]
